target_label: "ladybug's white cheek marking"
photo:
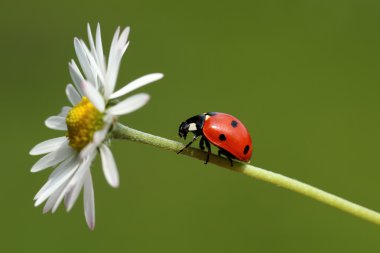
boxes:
[188,123,197,131]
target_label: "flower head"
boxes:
[30,24,163,230]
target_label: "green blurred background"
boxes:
[2,0,380,252]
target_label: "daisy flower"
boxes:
[30,23,163,230]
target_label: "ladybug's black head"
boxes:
[178,122,189,139]
[178,114,206,140]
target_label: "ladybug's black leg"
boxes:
[218,149,234,167]
[204,138,212,164]
[177,134,200,154]
[199,136,205,150]
[226,156,233,167]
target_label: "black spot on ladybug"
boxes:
[219,134,227,141]
[231,120,238,128]
[243,145,250,155]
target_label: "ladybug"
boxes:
[177,112,252,165]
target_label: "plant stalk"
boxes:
[112,123,380,226]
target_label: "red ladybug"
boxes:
[177,112,252,165]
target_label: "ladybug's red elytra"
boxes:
[177,112,252,165]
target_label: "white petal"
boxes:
[45,116,67,131]
[110,73,164,99]
[51,189,66,213]
[74,38,96,85]
[107,93,150,116]
[93,127,109,145]
[87,24,97,61]
[107,27,120,72]
[30,136,67,156]
[80,142,98,160]
[95,23,106,74]
[34,158,79,206]
[79,39,105,87]
[58,106,72,117]
[105,26,130,98]
[47,154,77,181]
[43,183,66,214]
[31,141,73,172]
[81,80,105,112]
[83,171,95,230]
[94,118,111,144]
[69,60,84,95]
[100,144,119,188]
[34,180,52,201]
[64,154,95,212]
[51,154,91,213]
[93,127,109,146]
[119,27,130,48]
[34,155,78,200]
[66,84,81,106]
[51,184,68,212]
[106,42,129,98]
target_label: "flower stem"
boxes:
[112,123,380,226]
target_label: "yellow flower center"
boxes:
[66,97,104,151]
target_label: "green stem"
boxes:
[112,123,380,226]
